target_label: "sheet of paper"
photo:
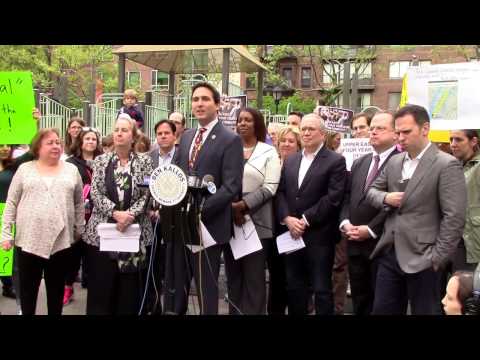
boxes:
[229,218,262,260]
[276,231,306,254]
[185,221,217,254]
[97,223,140,252]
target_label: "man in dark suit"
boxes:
[339,111,399,315]
[173,82,243,314]
[366,104,467,315]
[145,119,177,314]
[276,113,347,315]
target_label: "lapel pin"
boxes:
[212,134,216,140]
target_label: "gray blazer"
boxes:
[366,144,467,273]
[242,142,281,239]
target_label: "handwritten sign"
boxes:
[0,71,36,144]
[0,203,13,277]
[341,138,373,171]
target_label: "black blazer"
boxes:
[339,149,399,254]
[174,121,243,244]
[276,145,347,245]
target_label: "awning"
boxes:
[112,45,268,73]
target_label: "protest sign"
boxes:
[341,138,373,171]
[0,203,13,277]
[315,106,353,133]
[405,62,480,131]
[218,95,247,132]
[0,72,36,144]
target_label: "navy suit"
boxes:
[172,121,243,314]
[276,145,347,315]
[339,149,399,315]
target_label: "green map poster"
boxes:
[0,72,37,145]
[0,203,13,277]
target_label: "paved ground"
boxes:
[0,265,353,315]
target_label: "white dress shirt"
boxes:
[188,118,219,161]
[340,145,397,239]
[158,146,176,167]
[298,143,323,227]
[402,142,432,180]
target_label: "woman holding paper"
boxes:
[62,127,103,305]
[84,113,153,315]
[1,128,84,315]
[224,108,281,314]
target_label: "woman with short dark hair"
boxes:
[224,108,281,314]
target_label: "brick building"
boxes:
[243,45,477,112]
[123,45,477,111]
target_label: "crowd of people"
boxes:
[1,83,479,316]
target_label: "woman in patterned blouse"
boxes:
[84,114,154,315]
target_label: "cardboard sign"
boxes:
[218,95,247,132]
[0,71,36,144]
[341,138,373,171]
[315,106,353,133]
[0,203,13,277]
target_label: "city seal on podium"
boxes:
[149,164,188,206]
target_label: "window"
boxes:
[266,45,274,55]
[127,71,140,87]
[301,67,312,88]
[323,63,342,84]
[323,62,373,83]
[282,67,293,87]
[388,92,402,111]
[389,60,432,79]
[151,70,169,89]
[246,74,256,89]
[389,61,410,79]
[358,93,371,109]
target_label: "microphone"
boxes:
[201,174,216,194]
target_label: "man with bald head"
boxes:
[276,113,347,315]
[169,112,186,145]
[339,111,399,315]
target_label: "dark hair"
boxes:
[134,133,151,153]
[450,271,480,315]
[0,145,14,168]
[394,104,430,126]
[30,128,61,159]
[236,107,267,142]
[154,119,176,134]
[351,112,372,129]
[72,129,103,159]
[102,134,113,148]
[288,111,304,119]
[65,117,86,155]
[191,82,221,105]
[461,129,480,141]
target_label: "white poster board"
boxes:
[218,95,247,132]
[407,62,480,130]
[341,138,373,171]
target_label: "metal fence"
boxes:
[38,93,81,141]
[144,105,169,143]
[90,99,118,137]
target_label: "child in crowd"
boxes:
[118,89,144,129]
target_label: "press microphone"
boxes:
[201,174,216,194]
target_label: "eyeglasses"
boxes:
[369,126,389,132]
